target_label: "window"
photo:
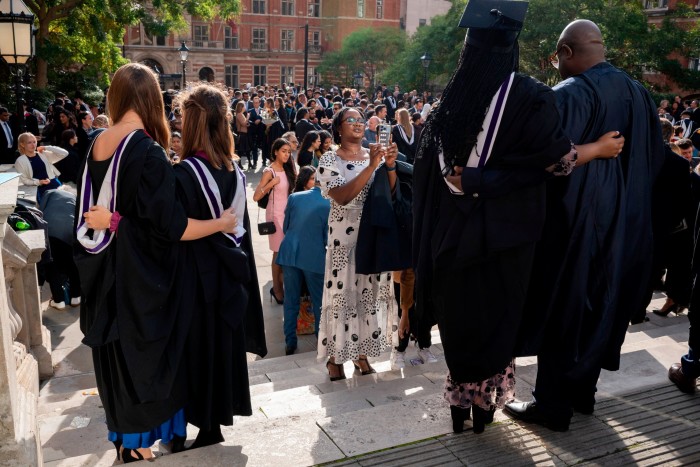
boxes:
[252,28,267,51]
[376,0,383,19]
[644,0,667,7]
[129,26,141,45]
[310,30,321,46]
[308,67,320,86]
[254,65,267,87]
[225,26,239,49]
[281,0,294,15]
[689,58,700,71]
[418,18,427,27]
[253,0,266,14]
[194,25,209,46]
[357,0,365,18]
[309,0,320,17]
[144,31,166,46]
[281,66,294,85]
[281,30,294,52]
[225,65,239,88]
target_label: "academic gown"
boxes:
[174,156,267,430]
[74,130,190,433]
[413,74,571,383]
[516,63,664,380]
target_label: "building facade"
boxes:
[399,0,451,35]
[644,0,700,95]
[123,0,401,90]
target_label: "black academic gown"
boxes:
[413,74,571,383]
[517,63,664,384]
[74,130,190,433]
[174,156,267,430]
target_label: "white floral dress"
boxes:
[316,150,395,364]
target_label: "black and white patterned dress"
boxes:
[316,150,395,364]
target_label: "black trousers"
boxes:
[46,238,81,302]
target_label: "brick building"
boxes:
[400,0,451,35]
[123,0,401,90]
[644,0,700,95]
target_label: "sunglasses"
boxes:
[343,117,366,124]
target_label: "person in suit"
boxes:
[384,94,398,123]
[248,96,264,167]
[0,107,17,164]
[276,166,330,355]
[294,107,321,142]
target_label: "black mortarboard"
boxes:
[459,0,528,52]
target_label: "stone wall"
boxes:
[0,175,51,467]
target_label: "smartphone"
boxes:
[377,123,391,148]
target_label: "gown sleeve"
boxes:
[134,145,188,241]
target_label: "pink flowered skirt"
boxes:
[444,360,516,411]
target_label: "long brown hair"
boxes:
[396,108,412,139]
[177,83,235,170]
[107,63,170,150]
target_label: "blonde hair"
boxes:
[17,132,36,154]
[396,108,412,139]
[93,115,110,128]
[177,83,236,170]
[107,63,170,150]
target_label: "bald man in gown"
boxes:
[506,20,664,431]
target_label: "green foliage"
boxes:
[23,0,241,88]
[381,0,700,94]
[318,27,407,88]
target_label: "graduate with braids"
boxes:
[412,0,624,435]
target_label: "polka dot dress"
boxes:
[316,150,395,364]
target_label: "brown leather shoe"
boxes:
[668,363,697,394]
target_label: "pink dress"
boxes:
[265,168,288,252]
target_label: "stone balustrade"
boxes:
[0,174,52,467]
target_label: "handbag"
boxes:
[296,296,315,335]
[257,169,277,235]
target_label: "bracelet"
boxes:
[386,165,397,172]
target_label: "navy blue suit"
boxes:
[276,186,330,348]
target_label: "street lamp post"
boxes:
[178,41,189,89]
[353,72,363,89]
[0,0,35,135]
[420,52,432,96]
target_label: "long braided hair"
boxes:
[418,37,518,175]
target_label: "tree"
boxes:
[24,0,242,88]
[318,27,406,88]
[382,0,700,94]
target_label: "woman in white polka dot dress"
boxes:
[316,107,398,380]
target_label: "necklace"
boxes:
[342,146,362,158]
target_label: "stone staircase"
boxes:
[37,304,694,467]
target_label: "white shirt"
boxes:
[2,121,12,148]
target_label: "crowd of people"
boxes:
[0,0,698,461]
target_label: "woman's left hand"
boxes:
[384,142,399,168]
[84,206,112,230]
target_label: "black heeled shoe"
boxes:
[653,303,681,317]
[450,405,471,433]
[171,434,187,453]
[188,427,224,450]
[326,360,346,381]
[269,288,283,305]
[122,448,145,464]
[112,440,122,461]
[353,356,376,375]
[472,406,496,434]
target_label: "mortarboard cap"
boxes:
[459,0,528,52]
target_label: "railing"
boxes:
[251,42,269,52]
[308,44,322,54]
[192,40,223,49]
